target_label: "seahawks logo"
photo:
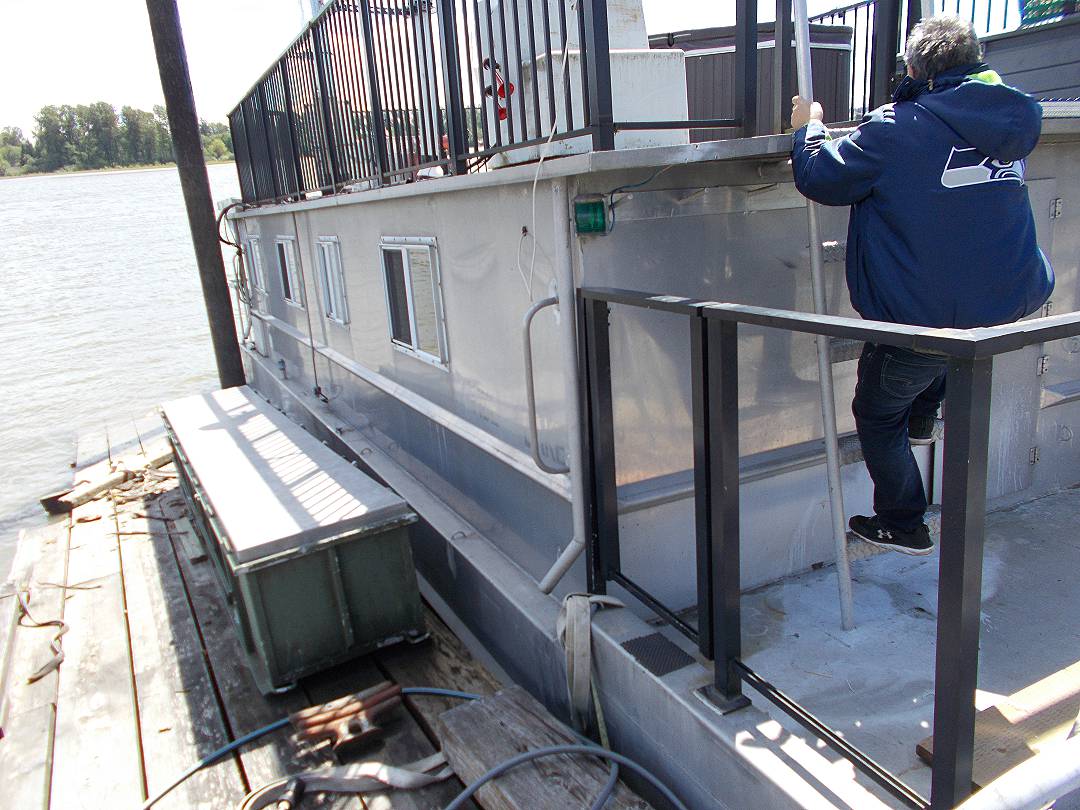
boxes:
[940,147,1025,189]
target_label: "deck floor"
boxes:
[0,437,502,810]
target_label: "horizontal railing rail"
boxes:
[578,286,1080,810]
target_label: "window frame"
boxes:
[378,236,449,369]
[274,236,304,308]
[315,236,349,326]
[245,236,266,293]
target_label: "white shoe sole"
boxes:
[852,531,935,556]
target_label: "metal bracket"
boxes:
[1038,355,1050,376]
[1050,198,1063,220]
[1029,446,1040,465]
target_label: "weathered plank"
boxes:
[918,659,1080,788]
[0,524,69,810]
[50,497,145,809]
[117,501,246,809]
[147,497,320,793]
[437,685,651,810]
[374,606,501,742]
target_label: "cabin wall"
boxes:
[983,15,1080,99]
[235,129,1080,619]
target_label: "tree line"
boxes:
[0,103,234,177]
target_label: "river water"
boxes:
[0,163,240,576]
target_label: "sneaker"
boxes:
[908,415,937,446]
[849,515,934,556]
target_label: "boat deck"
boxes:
[0,434,504,810]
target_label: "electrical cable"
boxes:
[442,744,689,810]
[139,717,290,809]
[606,164,674,233]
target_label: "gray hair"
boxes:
[904,15,983,81]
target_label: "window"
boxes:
[245,237,265,292]
[380,237,448,366]
[316,237,349,324]
[274,237,303,307]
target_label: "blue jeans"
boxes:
[852,343,947,531]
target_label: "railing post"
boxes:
[773,0,795,135]
[279,60,306,199]
[695,315,750,714]
[580,295,619,593]
[930,355,993,809]
[257,84,284,201]
[358,0,390,184]
[582,0,615,151]
[311,20,342,190]
[436,0,468,174]
[870,0,903,109]
[735,0,759,137]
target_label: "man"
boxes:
[790,15,1053,555]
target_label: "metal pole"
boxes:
[145,0,245,389]
[793,0,855,631]
[735,0,759,137]
[436,0,469,174]
[582,0,615,151]
[870,0,903,109]
[931,356,993,809]
[773,0,794,134]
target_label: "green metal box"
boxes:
[162,386,425,694]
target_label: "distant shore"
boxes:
[0,160,235,180]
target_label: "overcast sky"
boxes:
[0,0,874,137]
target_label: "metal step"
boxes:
[829,337,864,364]
[836,420,944,468]
[847,505,942,562]
[822,239,847,263]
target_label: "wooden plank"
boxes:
[437,686,651,810]
[50,497,144,808]
[917,660,1080,788]
[374,606,502,742]
[146,497,325,793]
[0,523,69,810]
[116,501,246,808]
[302,657,476,810]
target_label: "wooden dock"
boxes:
[0,437,504,809]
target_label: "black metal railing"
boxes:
[810,0,1036,122]
[578,286,1080,810]
[229,0,768,205]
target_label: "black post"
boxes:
[279,62,307,199]
[735,0,759,137]
[582,0,615,151]
[773,0,795,134]
[870,0,903,109]
[145,0,244,389]
[436,0,468,174]
[696,316,750,714]
[580,296,619,593]
[930,355,993,809]
[906,0,925,33]
[358,0,390,183]
[312,21,343,190]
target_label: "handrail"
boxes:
[577,285,1080,810]
[522,296,569,475]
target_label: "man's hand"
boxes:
[791,96,824,130]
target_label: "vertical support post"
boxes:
[696,315,750,714]
[257,84,283,201]
[735,0,759,137]
[144,0,245,390]
[690,316,714,659]
[930,355,993,810]
[312,21,343,190]
[279,62,306,199]
[870,0,902,109]
[358,0,390,183]
[582,0,615,151]
[580,295,619,593]
[773,0,794,134]
[436,0,469,174]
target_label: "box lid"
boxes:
[162,386,413,565]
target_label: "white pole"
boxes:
[793,0,855,631]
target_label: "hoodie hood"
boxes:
[895,65,1042,161]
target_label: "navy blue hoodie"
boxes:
[791,65,1053,328]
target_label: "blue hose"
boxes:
[140,717,290,809]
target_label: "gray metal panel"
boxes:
[163,386,411,564]
[982,16,1080,98]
